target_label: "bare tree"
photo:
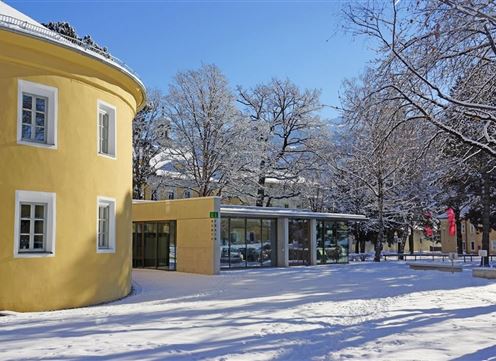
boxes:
[334,72,438,261]
[237,79,325,206]
[298,169,333,212]
[132,90,168,199]
[344,0,496,157]
[163,64,247,197]
[436,135,496,264]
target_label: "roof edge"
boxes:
[0,12,146,110]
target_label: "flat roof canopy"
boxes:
[221,205,367,221]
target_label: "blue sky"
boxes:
[6,0,375,118]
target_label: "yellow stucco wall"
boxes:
[352,230,437,254]
[379,230,437,253]
[0,29,144,311]
[440,219,496,254]
[132,197,221,275]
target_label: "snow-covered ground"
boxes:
[1,262,495,361]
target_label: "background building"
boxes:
[440,218,496,254]
[351,227,439,255]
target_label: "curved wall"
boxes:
[0,29,144,311]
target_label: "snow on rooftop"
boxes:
[0,1,41,27]
[0,1,146,100]
[221,204,367,221]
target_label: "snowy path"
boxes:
[1,263,495,361]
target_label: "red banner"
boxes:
[446,208,456,237]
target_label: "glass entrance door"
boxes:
[316,221,350,264]
[289,219,310,266]
[132,221,176,270]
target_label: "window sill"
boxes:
[14,251,55,259]
[17,140,57,150]
[97,248,115,254]
[97,152,117,160]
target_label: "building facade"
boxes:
[352,228,440,255]
[132,198,366,275]
[0,3,145,311]
[440,218,496,254]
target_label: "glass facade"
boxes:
[316,221,349,264]
[132,217,350,272]
[288,219,311,265]
[221,217,277,269]
[132,221,176,270]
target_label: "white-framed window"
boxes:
[18,80,57,148]
[470,241,475,252]
[183,190,191,199]
[470,224,476,234]
[167,191,175,200]
[14,190,56,258]
[97,100,117,158]
[491,240,496,252]
[96,196,116,253]
[461,223,465,234]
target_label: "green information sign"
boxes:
[209,211,219,219]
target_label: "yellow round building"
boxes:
[0,3,146,311]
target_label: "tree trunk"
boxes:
[133,179,144,200]
[481,171,491,266]
[409,225,414,254]
[256,159,266,207]
[374,177,384,262]
[454,207,463,255]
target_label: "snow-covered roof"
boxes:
[0,1,146,106]
[220,204,367,221]
[0,0,39,26]
[150,149,189,171]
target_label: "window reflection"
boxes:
[220,217,230,269]
[132,221,176,270]
[262,219,277,266]
[230,218,246,268]
[246,219,261,267]
[289,219,310,265]
[220,217,277,269]
[316,221,349,264]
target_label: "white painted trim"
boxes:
[17,80,58,149]
[96,100,117,160]
[96,196,116,254]
[220,205,367,221]
[14,190,56,258]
